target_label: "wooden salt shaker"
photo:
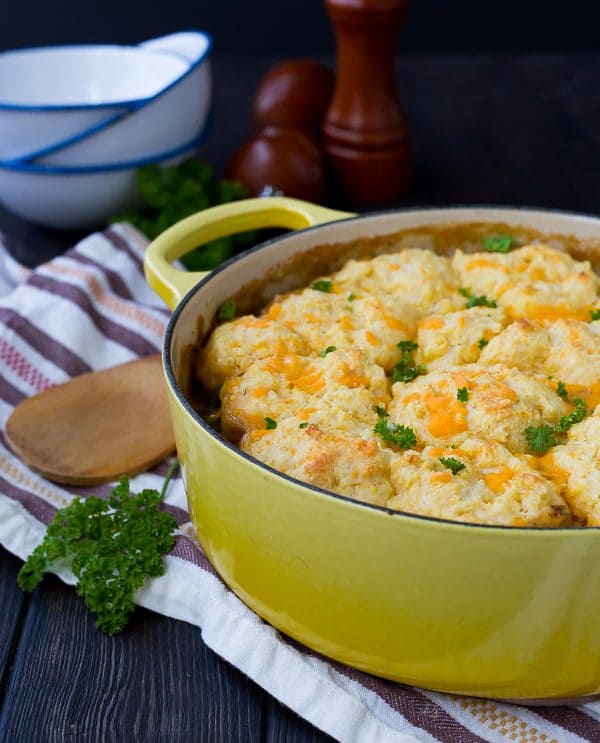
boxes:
[322,0,412,206]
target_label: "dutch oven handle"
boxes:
[144,196,353,310]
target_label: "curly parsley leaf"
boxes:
[459,288,497,309]
[457,387,469,403]
[374,405,389,418]
[524,424,559,454]
[525,397,588,454]
[478,337,489,349]
[299,422,309,429]
[392,341,426,384]
[17,476,177,635]
[312,279,333,293]
[556,381,569,400]
[482,234,517,253]
[374,420,417,449]
[590,309,600,322]
[217,300,236,322]
[392,363,425,384]
[110,160,255,269]
[319,346,336,357]
[555,398,587,434]
[397,340,418,353]
[439,457,466,475]
[264,417,278,430]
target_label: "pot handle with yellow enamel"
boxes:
[144,197,354,310]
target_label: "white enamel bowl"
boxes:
[0,31,212,165]
[0,138,201,230]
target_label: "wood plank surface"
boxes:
[0,569,266,742]
[0,552,27,693]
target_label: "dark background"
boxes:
[2,0,600,54]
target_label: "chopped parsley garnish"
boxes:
[457,387,469,403]
[347,293,356,301]
[555,398,587,434]
[299,422,309,429]
[482,234,517,253]
[374,420,417,449]
[525,425,558,454]
[392,340,426,384]
[319,345,336,357]
[392,362,425,383]
[375,405,389,418]
[478,337,489,349]
[556,381,569,400]
[459,288,497,309]
[312,279,333,293]
[17,475,178,635]
[110,159,256,270]
[264,417,277,430]
[439,457,466,475]
[397,340,418,353]
[217,300,236,322]
[525,398,588,453]
[590,309,600,321]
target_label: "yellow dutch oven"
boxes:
[144,197,600,703]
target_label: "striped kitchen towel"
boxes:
[0,223,598,743]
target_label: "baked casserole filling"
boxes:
[195,240,600,527]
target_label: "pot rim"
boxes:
[163,202,600,534]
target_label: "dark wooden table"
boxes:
[1,52,599,742]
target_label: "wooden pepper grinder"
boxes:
[322,0,412,206]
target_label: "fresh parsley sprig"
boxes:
[525,398,588,454]
[111,159,256,270]
[457,387,469,403]
[312,279,333,293]
[556,397,587,434]
[319,346,336,357]
[392,340,426,384]
[18,476,178,635]
[556,381,568,400]
[374,419,417,449]
[439,457,466,475]
[218,300,237,322]
[459,288,497,309]
[524,425,558,454]
[482,234,517,253]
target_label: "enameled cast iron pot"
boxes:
[144,197,600,702]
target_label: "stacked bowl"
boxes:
[0,31,212,229]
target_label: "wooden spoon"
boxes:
[4,355,175,486]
